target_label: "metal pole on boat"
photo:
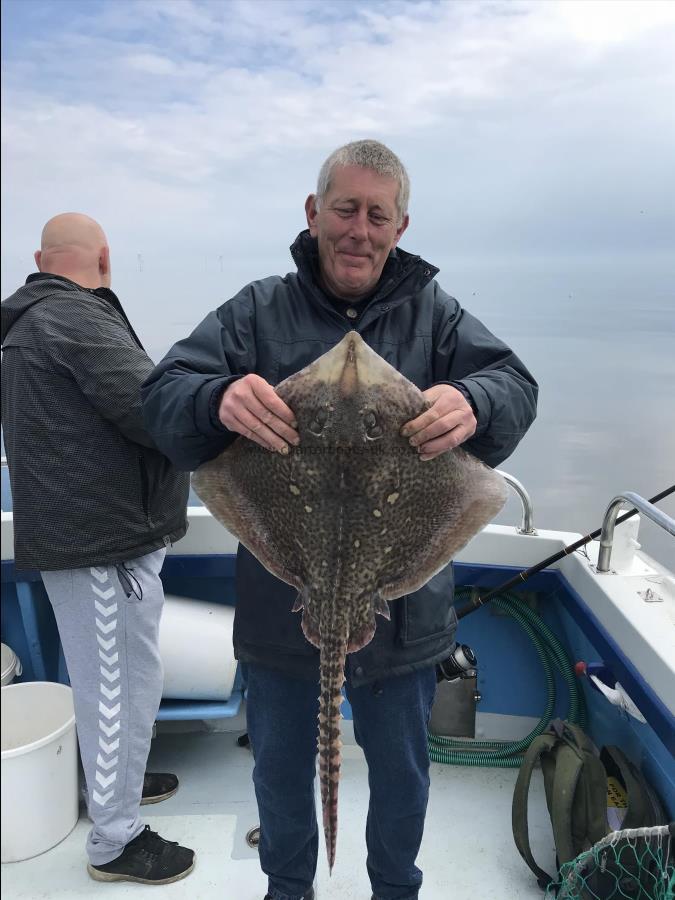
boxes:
[456,484,675,620]
[597,492,675,572]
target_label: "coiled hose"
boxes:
[428,589,586,767]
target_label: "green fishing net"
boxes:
[546,825,675,900]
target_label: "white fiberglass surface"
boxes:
[2,718,554,899]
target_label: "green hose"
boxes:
[428,589,586,767]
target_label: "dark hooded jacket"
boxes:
[1,274,189,571]
[141,232,538,686]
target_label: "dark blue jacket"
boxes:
[142,232,538,685]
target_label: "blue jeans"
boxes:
[245,663,437,900]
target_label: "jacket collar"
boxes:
[289,230,438,316]
[25,273,145,351]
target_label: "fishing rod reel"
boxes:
[436,643,477,683]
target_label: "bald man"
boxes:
[1,214,195,885]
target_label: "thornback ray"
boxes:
[192,331,508,871]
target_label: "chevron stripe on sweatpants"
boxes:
[41,547,166,867]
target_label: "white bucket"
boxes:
[1,682,78,862]
[1,642,22,686]
[159,596,237,701]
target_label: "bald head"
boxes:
[35,213,111,289]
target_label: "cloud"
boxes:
[2,0,674,322]
[123,52,179,76]
[554,0,675,43]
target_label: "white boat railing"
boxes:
[5,450,674,572]
[2,455,538,536]
[7,454,664,559]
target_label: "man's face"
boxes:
[305,165,409,300]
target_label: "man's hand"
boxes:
[400,384,476,461]
[218,375,300,454]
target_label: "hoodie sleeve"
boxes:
[41,294,159,449]
[141,293,258,471]
[432,293,538,468]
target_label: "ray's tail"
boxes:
[318,635,347,873]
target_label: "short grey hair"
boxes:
[315,139,410,226]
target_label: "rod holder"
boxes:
[597,491,675,573]
[495,470,536,535]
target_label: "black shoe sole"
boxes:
[87,858,195,884]
[140,785,179,805]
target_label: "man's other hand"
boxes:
[400,385,477,461]
[218,375,300,454]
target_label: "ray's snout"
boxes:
[338,337,359,397]
[309,331,388,398]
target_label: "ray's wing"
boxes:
[347,443,508,603]
[192,441,306,592]
[193,435,346,652]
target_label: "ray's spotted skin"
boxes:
[192,331,508,871]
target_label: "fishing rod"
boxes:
[456,484,675,620]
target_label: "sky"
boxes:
[2,0,674,352]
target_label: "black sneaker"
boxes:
[87,825,195,884]
[140,772,179,805]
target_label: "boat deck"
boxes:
[2,713,555,899]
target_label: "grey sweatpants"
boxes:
[41,547,166,865]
